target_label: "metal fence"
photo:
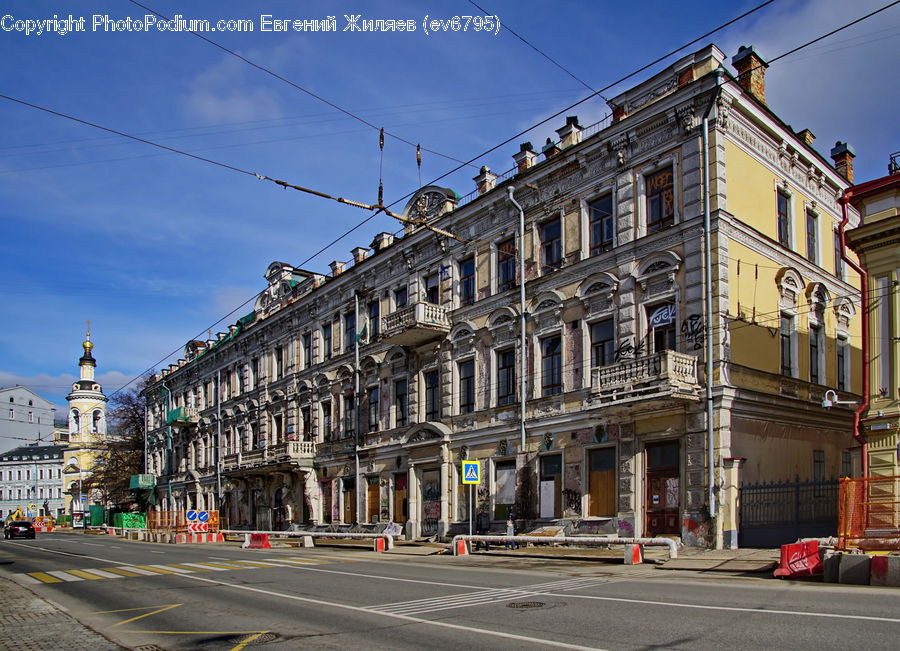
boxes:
[738,477,838,548]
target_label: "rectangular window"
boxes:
[540,217,562,273]
[837,336,849,392]
[275,346,284,378]
[251,358,259,388]
[806,210,818,265]
[424,274,440,304]
[648,304,677,354]
[301,406,311,440]
[238,366,246,394]
[394,379,408,427]
[303,333,312,367]
[394,286,408,309]
[813,449,825,482]
[459,257,475,305]
[833,230,844,280]
[590,319,615,367]
[540,454,562,518]
[367,387,379,431]
[424,370,440,421]
[780,313,794,377]
[877,277,891,395]
[777,190,791,247]
[494,460,516,520]
[343,395,355,438]
[368,300,380,340]
[28,411,33,423]
[589,193,614,255]
[322,323,332,361]
[809,324,822,384]
[344,312,356,353]
[322,401,332,440]
[459,360,475,414]
[7,408,12,419]
[497,349,516,406]
[497,238,517,292]
[542,335,562,396]
[646,167,674,233]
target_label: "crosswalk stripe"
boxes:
[162,564,202,573]
[46,570,83,582]
[65,569,108,581]
[120,565,168,576]
[177,562,231,571]
[228,560,285,567]
[71,569,123,579]
[193,562,248,570]
[266,558,328,566]
[135,565,179,575]
[26,572,62,584]
[101,567,144,577]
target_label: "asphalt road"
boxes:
[2,532,899,650]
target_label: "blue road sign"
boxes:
[186,510,198,521]
[462,460,481,484]
[197,511,210,523]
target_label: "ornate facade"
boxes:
[145,45,862,547]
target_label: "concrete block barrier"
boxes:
[625,544,644,565]
[838,554,871,585]
[870,556,900,587]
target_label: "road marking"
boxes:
[83,542,104,547]
[25,572,62,584]
[46,570,83,581]
[117,565,165,576]
[134,565,178,575]
[69,568,123,580]
[231,631,270,651]
[263,557,328,566]
[101,567,144,577]
[162,564,202,573]
[111,603,183,627]
[177,562,235,571]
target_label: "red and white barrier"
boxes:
[774,540,822,578]
[242,533,271,549]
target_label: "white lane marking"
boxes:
[80,569,124,579]
[150,564,194,574]
[10,574,41,585]
[209,556,232,560]
[114,566,160,576]
[263,557,326,566]
[82,543,104,547]
[150,551,166,554]
[109,545,121,548]
[178,562,230,571]
[46,570,83,582]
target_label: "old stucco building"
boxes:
[144,44,862,547]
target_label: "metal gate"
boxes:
[738,477,838,548]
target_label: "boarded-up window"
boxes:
[588,448,616,517]
[540,454,562,518]
[495,460,516,520]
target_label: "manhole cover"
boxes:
[135,646,166,651]
[227,632,279,646]
[507,601,545,609]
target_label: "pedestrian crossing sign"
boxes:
[461,460,481,484]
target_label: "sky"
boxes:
[1,0,898,451]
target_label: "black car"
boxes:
[4,520,36,539]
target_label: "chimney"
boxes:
[611,104,626,123]
[513,142,538,172]
[473,165,497,195]
[797,129,815,146]
[555,116,582,149]
[351,247,368,264]
[731,45,768,105]
[830,141,856,183]
[371,232,394,252]
[541,137,561,159]
[329,260,346,276]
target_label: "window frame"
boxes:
[322,323,332,361]
[645,166,675,234]
[458,359,476,414]
[394,379,409,428]
[496,237,517,293]
[776,186,792,248]
[780,312,797,377]
[459,256,476,306]
[588,192,614,256]
[496,348,516,406]
[541,334,563,396]
[423,369,440,421]
[805,208,819,265]
[809,323,822,385]
[368,300,380,340]
[539,215,563,273]
[589,318,615,367]
[367,386,380,432]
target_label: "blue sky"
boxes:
[1,0,898,448]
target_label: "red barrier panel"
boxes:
[373,538,386,552]
[774,540,822,578]
[246,533,271,549]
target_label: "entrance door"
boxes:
[367,479,380,523]
[342,478,356,524]
[539,455,562,518]
[645,440,680,535]
[420,469,440,536]
[393,474,407,523]
[273,488,285,530]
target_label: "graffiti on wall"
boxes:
[680,314,704,350]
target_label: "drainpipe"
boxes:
[161,380,173,513]
[838,193,869,476]
[354,291,362,524]
[507,186,527,451]
[701,69,724,523]
[216,369,222,511]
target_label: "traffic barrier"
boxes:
[453,539,469,556]
[774,540,822,578]
[838,554,871,585]
[373,537,386,552]
[870,556,900,587]
[624,544,644,565]
[222,530,393,550]
[448,535,678,560]
[242,533,271,549]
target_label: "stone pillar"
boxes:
[440,443,450,537]
[407,464,420,539]
[721,457,745,549]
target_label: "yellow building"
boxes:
[846,158,900,477]
[63,329,108,520]
[144,44,863,548]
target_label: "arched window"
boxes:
[92,410,102,434]
[71,410,80,433]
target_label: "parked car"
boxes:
[4,520,36,539]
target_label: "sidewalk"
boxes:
[0,576,125,650]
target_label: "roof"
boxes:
[0,386,55,409]
[0,444,67,462]
[846,171,900,204]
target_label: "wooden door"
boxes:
[393,474,408,523]
[367,481,380,523]
[645,441,680,535]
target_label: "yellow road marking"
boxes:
[101,567,143,577]
[28,572,63,583]
[228,560,280,567]
[169,563,211,572]
[65,569,106,580]
[112,603,183,627]
[95,603,180,615]
[231,631,270,650]
[193,562,247,570]
[132,565,177,575]
[121,630,266,635]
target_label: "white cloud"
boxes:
[183,54,284,123]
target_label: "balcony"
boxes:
[222,440,316,473]
[381,302,450,346]
[591,350,700,405]
[166,406,199,425]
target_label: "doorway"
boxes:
[367,478,380,523]
[393,473,408,523]
[645,440,680,536]
[420,469,440,536]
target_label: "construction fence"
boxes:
[146,510,220,533]
[838,475,900,551]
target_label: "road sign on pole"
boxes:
[186,510,198,521]
[197,510,210,523]
[461,460,481,484]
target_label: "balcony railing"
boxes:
[381,302,450,346]
[223,440,315,472]
[166,406,199,425]
[591,350,700,405]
